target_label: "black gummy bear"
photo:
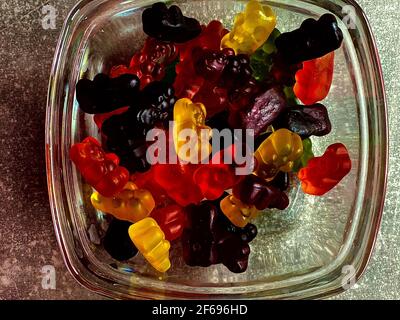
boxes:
[142,2,202,43]
[275,103,332,139]
[181,202,220,267]
[275,14,343,65]
[270,171,290,192]
[103,219,138,261]
[101,82,177,173]
[76,73,140,114]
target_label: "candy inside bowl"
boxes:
[46,0,387,299]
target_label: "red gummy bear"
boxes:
[298,143,351,196]
[174,21,228,99]
[153,163,203,207]
[110,38,178,89]
[294,52,335,105]
[151,204,186,242]
[193,145,246,200]
[70,137,130,197]
[131,169,170,206]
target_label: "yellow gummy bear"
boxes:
[91,182,155,223]
[220,195,259,228]
[128,218,171,273]
[221,0,277,55]
[255,128,303,181]
[173,98,212,163]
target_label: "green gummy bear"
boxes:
[293,138,314,173]
[250,28,281,82]
[283,86,298,105]
[162,57,179,85]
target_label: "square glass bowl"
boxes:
[46,0,388,299]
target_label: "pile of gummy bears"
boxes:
[70,1,352,274]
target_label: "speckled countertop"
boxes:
[0,0,399,300]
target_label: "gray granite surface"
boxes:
[0,0,399,300]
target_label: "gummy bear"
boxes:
[110,38,178,89]
[276,103,331,139]
[270,171,290,191]
[142,2,201,43]
[182,199,256,273]
[221,0,277,55]
[128,217,171,273]
[250,28,281,82]
[182,202,220,267]
[102,82,177,173]
[103,218,138,261]
[173,98,212,163]
[275,14,343,65]
[294,52,335,105]
[232,174,289,211]
[298,143,351,196]
[293,138,314,172]
[151,204,186,242]
[218,235,250,273]
[174,21,229,99]
[193,161,239,201]
[233,86,287,137]
[70,137,130,197]
[254,128,303,181]
[132,169,170,205]
[76,74,140,114]
[152,163,203,207]
[220,194,259,228]
[91,182,155,223]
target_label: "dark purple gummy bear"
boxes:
[181,202,220,267]
[276,103,331,139]
[275,14,343,65]
[232,174,289,211]
[219,54,253,90]
[103,219,138,261]
[76,73,141,114]
[238,87,287,137]
[136,81,177,128]
[194,48,233,82]
[218,236,251,273]
[229,78,261,111]
[142,2,201,43]
[270,171,290,192]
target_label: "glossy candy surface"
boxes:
[298,143,351,196]
[173,98,212,163]
[76,74,140,114]
[142,2,201,43]
[293,138,314,173]
[103,219,138,261]
[275,14,343,64]
[151,204,186,242]
[128,217,171,272]
[294,52,335,105]
[233,174,289,211]
[182,202,220,267]
[234,86,287,137]
[91,182,155,223]
[220,195,259,228]
[70,137,129,197]
[254,128,303,181]
[110,38,178,89]
[221,0,277,55]
[275,103,332,139]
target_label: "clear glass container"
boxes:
[46,0,388,299]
